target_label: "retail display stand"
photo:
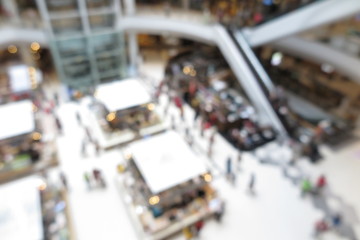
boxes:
[0,100,58,184]
[116,131,219,240]
[81,79,166,149]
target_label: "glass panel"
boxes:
[57,38,88,58]
[63,60,91,78]
[86,0,113,9]
[89,14,114,31]
[51,17,83,36]
[91,33,122,53]
[46,0,79,12]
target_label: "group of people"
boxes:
[301,175,327,197]
[83,169,106,190]
[315,213,343,236]
[182,220,205,240]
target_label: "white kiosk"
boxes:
[117,131,218,240]
[0,100,35,140]
[83,79,165,149]
[0,100,57,183]
[0,176,44,240]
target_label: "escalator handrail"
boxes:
[228,29,275,94]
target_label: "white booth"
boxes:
[117,131,218,240]
[82,79,165,149]
[0,176,44,240]
[0,100,35,141]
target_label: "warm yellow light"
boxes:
[190,69,197,77]
[204,173,212,182]
[38,182,47,191]
[32,104,38,112]
[8,45,17,54]
[31,42,40,51]
[32,132,42,141]
[106,112,116,121]
[149,195,160,205]
[117,164,125,173]
[125,153,132,160]
[183,66,191,75]
[147,103,155,111]
[29,67,36,74]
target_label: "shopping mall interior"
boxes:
[1,0,360,239]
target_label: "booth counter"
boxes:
[116,131,219,240]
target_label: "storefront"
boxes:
[117,131,220,239]
[83,78,165,149]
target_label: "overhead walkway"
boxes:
[270,36,360,84]
[0,27,47,47]
[119,17,288,138]
[243,0,360,47]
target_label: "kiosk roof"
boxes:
[0,176,43,240]
[130,131,207,194]
[0,100,35,140]
[96,79,152,112]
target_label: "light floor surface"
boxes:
[52,58,360,240]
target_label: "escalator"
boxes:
[118,16,289,140]
[229,29,353,146]
[226,29,300,140]
[211,25,288,141]
[243,0,360,47]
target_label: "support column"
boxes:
[123,0,135,16]
[128,32,138,77]
[78,0,100,87]
[182,0,190,10]
[2,0,20,25]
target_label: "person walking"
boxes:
[214,199,225,222]
[301,178,312,197]
[171,114,176,130]
[76,111,82,126]
[208,132,215,158]
[54,93,59,106]
[248,172,256,192]
[194,220,204,237]
[226,156,232,177]
[314,218,329,236]
[84,172,91,190]
[60,172,68,190]
[84,127,93,143]
[237,152,242,171]
[81,138,88,157]
[55,116,63,135]
[332,213,342,228]
[182,226,193,240]
[316,175,327,189]
[94,141,101,156]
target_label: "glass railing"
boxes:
[0,15,43,29]
[301,15,360,58]
[134,0,326,27]
[135,4,214,25]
